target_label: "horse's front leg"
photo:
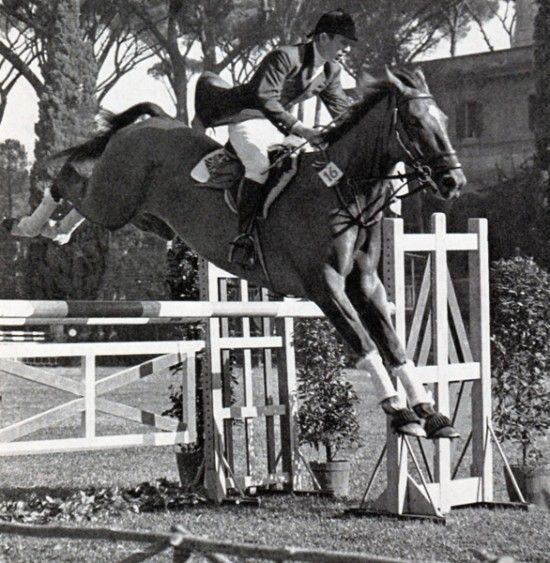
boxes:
[304,227,426,438]
[345,223,459,439]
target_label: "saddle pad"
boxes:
[191,148,239,186]
[191,146,300,218]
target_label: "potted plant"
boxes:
[490,257,550,506]
[164,355,205,490]
[295,318,362,496]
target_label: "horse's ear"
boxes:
[413,68,431,94]
[385,66,406,93]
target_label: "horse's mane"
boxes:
[323,67,430,145]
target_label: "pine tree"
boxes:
[0,139,29,298]
[25,0,108,299]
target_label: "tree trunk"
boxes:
[26,0,108,300]
[173,58,189,124]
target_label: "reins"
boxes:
[259,88,463,229]
[319,92,463,228]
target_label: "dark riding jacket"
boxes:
[195,42,350,135]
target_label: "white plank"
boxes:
[0,432,191,456]
[0,340,204,358]
[95,353,180,395]
[0,359,82,394]
[0,399,84,443]
[402,233,478,251]
[221,405,287,419]
[95,399,186,432]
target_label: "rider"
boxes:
[193,9,357,269]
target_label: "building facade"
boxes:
[419,0,537,193]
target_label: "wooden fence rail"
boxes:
[0,521,408,563]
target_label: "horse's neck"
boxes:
[328,96,398,182]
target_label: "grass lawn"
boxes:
[1,363,549,562]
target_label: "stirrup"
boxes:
[228,234,256,269]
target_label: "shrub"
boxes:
[490,256,550,465]
[295,319,361,462]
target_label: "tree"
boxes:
[24,0,108,300]
[344,0,500,77]
[0,139,29,218]
[0,0,156,110]
[438,0,502,56]
[462,0,516,52]
[490,257,550,466]
[0,13,40,123]
[121,0,279,121]
[0,139,29,299]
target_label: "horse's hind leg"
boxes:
[3,187,59,237]
[42,209,86,245]
[346,241,459,439]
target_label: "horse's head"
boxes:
[385,67,466,199]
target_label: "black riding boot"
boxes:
[229,177,264,269]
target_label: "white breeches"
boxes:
[228,119,285,183]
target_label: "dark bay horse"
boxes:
[52,68,466,438]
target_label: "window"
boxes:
[455,100,483,139]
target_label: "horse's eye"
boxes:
[406,115,424,129]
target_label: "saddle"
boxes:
[191,141,301,218]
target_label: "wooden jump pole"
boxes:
[0,521,408,563]
[0,300,322,322]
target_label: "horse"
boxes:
[50,67,466,439]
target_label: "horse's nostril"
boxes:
[441,175,456,190]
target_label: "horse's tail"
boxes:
[52,102,169,163]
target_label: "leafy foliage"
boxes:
[0,139,29,218]
[0,139,29,298]
[295,319,361,462]
[0,479,205,524]
[164,357,205,455]
[490,256,550,466]
[448,160,550,269]
[166,236,200,301]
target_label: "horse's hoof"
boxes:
[395,422,427,438]
[425,413,460,440]
[390,408,426,438]
[429,426,460,440]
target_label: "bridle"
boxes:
[392,93,463,191]
[326,91,463,229]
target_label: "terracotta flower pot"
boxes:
[309,460,351,497]
[176,449,203,488]
[504,463,550,510]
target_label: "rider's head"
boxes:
[308,10,357,62]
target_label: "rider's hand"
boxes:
[291,122,326,149]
